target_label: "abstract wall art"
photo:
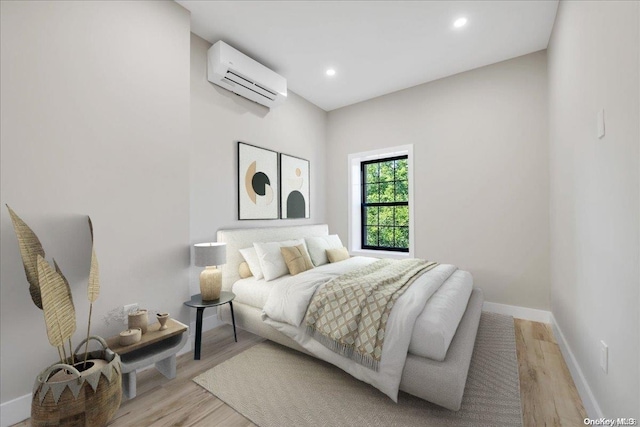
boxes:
[238,142,279,220]
[280,153,310,219]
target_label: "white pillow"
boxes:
[305,235,343,266]
[239,247,264,280]
[254,239,306,281]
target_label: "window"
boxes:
[361,156,409,252]
[348,145,413,258]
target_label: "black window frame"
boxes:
[360,155,409,252]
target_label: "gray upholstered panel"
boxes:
[400,288,483,410]
[217,224,329,291]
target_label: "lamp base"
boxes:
[200,266,222,301]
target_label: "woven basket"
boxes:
[31,336,122,427]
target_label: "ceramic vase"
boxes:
[128,309,148,334]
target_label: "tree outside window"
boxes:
[361,156,409,252]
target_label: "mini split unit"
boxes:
[207,41,287,108]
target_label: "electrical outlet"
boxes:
[600,340,608,373]
[123,303,138,314]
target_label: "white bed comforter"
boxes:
[261,256,458,401]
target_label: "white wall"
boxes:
[0,7,327,422]
[548,0,639,417]
[189,33,327,294]
[0,0,191,418]
[327,51,550,310]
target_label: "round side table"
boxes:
[183,291,236,360]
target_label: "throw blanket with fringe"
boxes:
[305,258,438,371]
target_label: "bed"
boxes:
[216,224,483,411]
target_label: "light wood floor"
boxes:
[14,318,586,427]
[515,319,587,426]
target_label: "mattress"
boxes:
[232,256,472,362]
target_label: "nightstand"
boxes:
[184,291,237,360]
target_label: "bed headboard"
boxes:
[217,224,329,291]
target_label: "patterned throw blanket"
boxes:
[305,258,438,371]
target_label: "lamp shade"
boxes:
[194,242,226,267]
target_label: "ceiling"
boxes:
[177,1,558,111]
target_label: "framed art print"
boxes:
[238,142,279,220]
[280,153,310,219]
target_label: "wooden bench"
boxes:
[106,318,188,399]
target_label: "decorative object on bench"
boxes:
[6,205,121,426]
[194,242,227,301]
[128,309,149,334]
[156,313,170,331]
[106,318,188,400]
[119,328,142,346]
[238,142,279,220]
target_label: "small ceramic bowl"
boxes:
[119,328,142,346]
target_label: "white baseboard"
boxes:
[550,313,603,419]
[0,393,31,427]
[482,301,552,323]
[0,314,224,427]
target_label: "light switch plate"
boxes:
[597,109,605,139]
[600,340,608,373]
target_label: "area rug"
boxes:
[194,312,522,427]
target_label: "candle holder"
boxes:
[156,313,170,331]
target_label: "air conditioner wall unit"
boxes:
[207,41,287,108]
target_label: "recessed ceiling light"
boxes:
[453,17,468,28]
[326,68,336,76]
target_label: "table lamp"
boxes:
[194,242,227,301]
